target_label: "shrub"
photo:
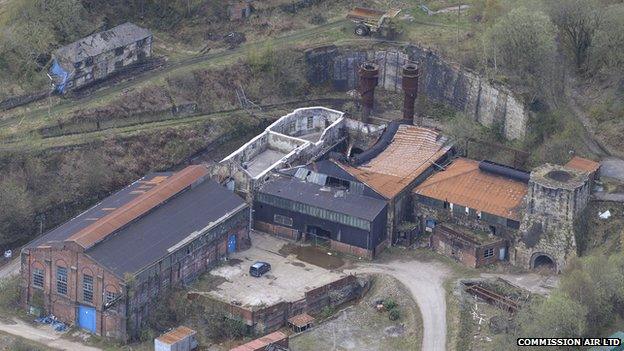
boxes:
[0,276,21,312]
[319,306,335,319]
[389,308,400,321]
[383,299,397,311]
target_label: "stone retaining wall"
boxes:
[305,45,529,140]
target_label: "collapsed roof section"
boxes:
[339,125,453,199]
[220,107,345,181]
[54,22,152,64]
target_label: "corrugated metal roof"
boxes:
[340,126,451,199]
[86,178,247,277]
[67,165,208,249]
[288,313,315,327]
[156,326,196,345]
[258,175,387,221]
[230,331,288,351]
[54,22,151,64]
[413,158,527,221]
[565,156,600,174]
[25,172,171,250]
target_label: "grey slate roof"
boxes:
[258,175,387,221]
[24,173,172,249]
[86,179,247,278]
[54,22,152,63]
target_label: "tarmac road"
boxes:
[348,259,451,351]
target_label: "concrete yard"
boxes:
[245,149,287,177]
[203,232,347,308]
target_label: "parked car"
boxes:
[249,262,271,277]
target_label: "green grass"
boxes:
[0,331,56,351]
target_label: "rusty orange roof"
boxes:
[413,158,527,220]
[341,126,451,199]
[565,156,600,174]
[288,313,315,327]
[67,165,208,249]
[156,326,196,345]
[230,331,288,351]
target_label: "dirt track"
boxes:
[348,260,451,351]
[0,319,101,351]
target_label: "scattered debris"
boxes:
[599,210,612,219]
[223,32,246,48]
[34,315,68,332]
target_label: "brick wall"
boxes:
[254,221,299,241]
[430,229,507,268]
[330,240,373,259]
[212,275,361,335]
[21,245,127,339]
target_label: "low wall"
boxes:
[305,45,529,140]
[199,275,363,335]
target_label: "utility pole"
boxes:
[456,3,461,57]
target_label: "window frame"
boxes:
[274,214,293,227]
[104,290,117,305]
[483,248,495,259]
[33,268,44,289]
[56,266,68,296]
[83,274,94,304]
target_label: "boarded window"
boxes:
[483,248,494,258]
[83,275,94,303]
[274,214,293,227]
[56,266,68,295]
[33,268,44,289]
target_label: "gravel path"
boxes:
[0,319,101,351]
[348,259,451,351]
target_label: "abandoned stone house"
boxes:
[413,156,598,271]
[20,165,250,340]
[413,158,529,268]
[50,22,152,93]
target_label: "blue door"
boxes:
[78,305,96,333]
[227,234,237,253]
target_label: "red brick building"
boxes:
[20,165,250,340]
[430,224,507,268]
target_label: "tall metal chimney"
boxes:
[402,62,419,122]
[357,62,379,121]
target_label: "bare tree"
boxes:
[548,0,603,71]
